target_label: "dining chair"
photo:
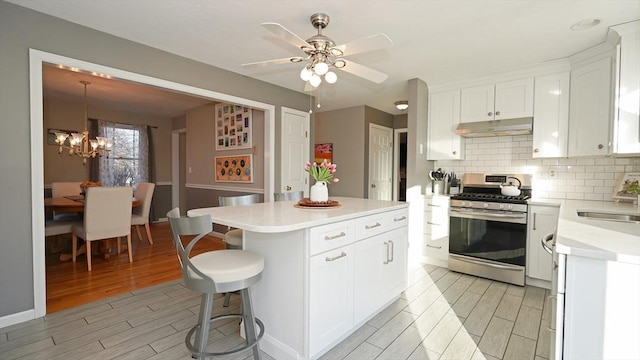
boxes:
[274,190,304,202]
[71,186,134,271]
[167,208,264,360]
[51,182,83,221]
[131,182,156,244]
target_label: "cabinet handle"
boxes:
[426,244,442,249]
[393,216,407,222]
[324,232,346,240]
[452,151,457,155]
[371,184,376,188]
[534,148,540,153]
[365,222,382,230]
[286,185,292,191]
[427,204,441,207]
[383,242,390,264]
[427,221,440,226]
[533,213,537,230]
[389,240,394,262]
[598,144,604,149]
[488,112,493,116]
[325,252,347,262]
[541,233,554,255]
[495,111,501,116]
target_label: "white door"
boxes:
[281,107,310,197]
[368,124,393,200]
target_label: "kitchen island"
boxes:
[528,199,639,360]
[188,197,409,360]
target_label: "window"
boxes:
[98,121,149,188]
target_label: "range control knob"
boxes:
[499,204,505,209]
[508,205,513,210]
[467,202,473,207]
[483,203,489,208]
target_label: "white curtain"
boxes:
[98,120,149,188]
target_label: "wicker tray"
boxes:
[294,198,341,208]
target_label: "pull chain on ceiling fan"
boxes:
[242,13,392,89]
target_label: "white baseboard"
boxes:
[0,309,37,329]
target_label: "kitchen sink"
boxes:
[577,211,640,223]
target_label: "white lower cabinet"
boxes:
[354,227,408,324]
[527,204,559,282]
[307,208,408,357]
[309,244,355,356]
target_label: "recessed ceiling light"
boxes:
[570,18,601,31]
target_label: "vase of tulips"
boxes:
[305,159,339,203]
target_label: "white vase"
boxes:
[310,181,329,202]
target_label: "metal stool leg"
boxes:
[194,293,214,359]
[241,288,262,360]
[223,292,232,307]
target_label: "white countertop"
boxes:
[187,196,408,233]
[529,198,640,264]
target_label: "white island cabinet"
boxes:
[188,197,409,360]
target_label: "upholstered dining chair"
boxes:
[131,182,155,244]
[274,190,304,202]
[51,181,83,221]
[167,208,264,360]
[71,186,133,271]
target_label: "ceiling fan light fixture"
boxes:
[395,100,409,110]
[310,74,322,87]
[300,66,313,81]
[334,59,346,68]
[314,61,329,75]
[325,71,337,84]
[570,18,601,31]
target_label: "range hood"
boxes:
[455,117,533,137]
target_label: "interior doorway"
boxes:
[394,129,408,201]
[30,49,276,319]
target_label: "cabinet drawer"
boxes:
[387,209,408,231]
[310,220,355,256]
[355,213,387,239]
[424,235,449,260]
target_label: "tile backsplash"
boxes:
[434,135,640,201]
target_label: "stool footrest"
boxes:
[185,313,265,358]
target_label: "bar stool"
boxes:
[167,208,264,360]
[218,194,260,250]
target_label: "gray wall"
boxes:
[0,1,310,319]
[314,105,395,198]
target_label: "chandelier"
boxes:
[54,81,112,165]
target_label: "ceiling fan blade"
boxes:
[334,33,393,57]
[339,60,388,84]
[262,22,310,50]
[242,56,304,68]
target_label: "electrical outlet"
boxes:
[549,169,556,178]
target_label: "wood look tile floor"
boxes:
[3,229,551,359]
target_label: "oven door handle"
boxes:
[449,208,527,223]
[449,254,524,271]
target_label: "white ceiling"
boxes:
[12,0,640,116]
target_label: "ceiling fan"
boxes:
[242,13,392,89]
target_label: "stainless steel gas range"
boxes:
[448,173,532,286]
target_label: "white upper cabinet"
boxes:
[461,78,534,123]
[568,56,613,157]
[533,72,570,158]
[610,21,640,155]
[427,90,463,160]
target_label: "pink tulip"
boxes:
[333,178,340,183]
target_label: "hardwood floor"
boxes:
[45,222,226,314]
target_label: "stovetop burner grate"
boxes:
[450,192,531,204]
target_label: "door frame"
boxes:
[393,128,408,201]
[171,128,186,213]
[29,49,275,319]
[368,123,393,200]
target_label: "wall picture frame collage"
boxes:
[215,103,252,150]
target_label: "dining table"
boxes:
[44,195,142,261]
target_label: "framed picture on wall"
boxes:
[314,143,333,163]
[215,103,252,150]
[215,154,253,183]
